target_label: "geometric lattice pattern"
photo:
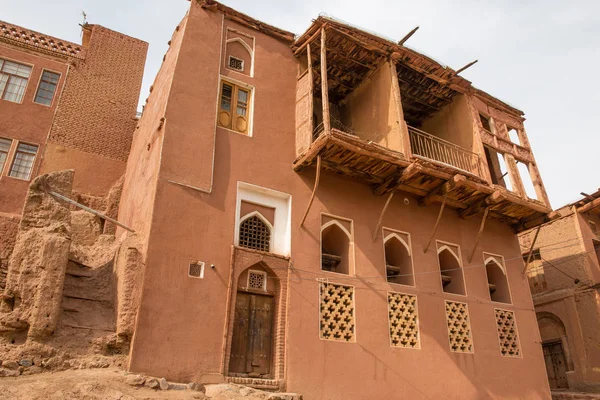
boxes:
[0,22,84,58]
[495,309,521,357]
[188,262,204,278]
[319,283,355,342]
[239,215,271,252]
[248,270,266,291]
[388,292,419,348]
[445,301,474,353]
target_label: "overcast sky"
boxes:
[2,0,598,208]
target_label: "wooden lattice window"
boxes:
[188,262,204,278]
[228,56,244,72]
[218,80,251,135]
[248,270,267,291]
[388,292,419,348]
[239,215,271,252]
[495,308,521,357]
[319,283,355,342]
[445,300,474,353]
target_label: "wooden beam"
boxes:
[398,26,419,45]
[321,28,330,135]
[300,156,322,226]
[459,190,504,219]
[293,25,325,56]
[372,191,395,242]
[468,206,489,263]
[419,174,466,206]
[522,224,542,277]
[423,193,447,253]
[328,26,385,54]
[455,60,478,75]
[578,197,600,214]
[374,163,423,196]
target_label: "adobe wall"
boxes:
[123,4,551,399]
[342,62,403,152]
[0,44,68,215]
[421,94,474,153]
[40,25,148,197]
[0,213,20,293]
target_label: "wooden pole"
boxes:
[307,42,314,145]
[468,206,489,263]
[423,193,447,253]
[455,59,478,75]
[372,191,395,242]
[300,155,322,226]
[398,26,419,45]
[320,28,330,135]
[522,224,542,276]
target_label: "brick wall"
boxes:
[47,25,148,162]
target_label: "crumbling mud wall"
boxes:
[0,214,20,293]
[0,170,74,341]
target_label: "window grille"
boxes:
[0,59,32,103]
[34,70,60,105]
[495,309,521,357]
[228,56,244,72]
[239,215,270,252]
[445,301,473,353]
[9,142,38,180]
[319,283,355,342]
[388,292,419,348]
[188,262,204,278]
[0,137,11,174]
[248,270,267,291]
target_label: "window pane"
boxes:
[9,143,38,180]
[2,76,28,103]
[34,70,59,105]
[220,83,232,111]
[0,138,11,152]
[1,60,31,78]
[237,89,248,104]
[0,152,7,174]
[0,74,8,97]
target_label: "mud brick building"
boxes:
[520,191,600,393]
[116,1,555,398]
[0,20,147,290]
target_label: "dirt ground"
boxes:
[0,368,298,400]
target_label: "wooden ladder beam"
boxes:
[419,174,466,206]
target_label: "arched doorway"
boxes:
[537,312,572,389]
[229,263,277,378]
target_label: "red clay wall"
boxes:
[126,4,551,399]
[0,44,68,214]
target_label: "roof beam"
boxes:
[419,174,466,206]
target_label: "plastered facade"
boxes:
[119,2,552,399]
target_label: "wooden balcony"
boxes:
[294,128,552,232]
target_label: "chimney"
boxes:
[81,24,92,47]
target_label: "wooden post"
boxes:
[423,193,447,253]
[372,191,395,242]
[468,206,490,263]
[307,43,314,145]
[522,224,542,276]
[504,154,526,198]
[320,28,330,135]
[300,156,322,226]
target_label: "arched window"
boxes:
[437,245,466,295]
[485,255,511,303]
[239,213,271,252]
[384,233,414,286]
[321,219,353,275]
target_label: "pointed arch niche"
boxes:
[436,242,466,295]
[224,28,254,77]
[321,214,354,275]
[382,228,414,286]
[483,253,512,304]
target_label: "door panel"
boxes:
[229,292,274,377]
[543,342,569,389]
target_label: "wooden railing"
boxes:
[408,126,482,177]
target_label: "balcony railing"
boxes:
[409,126,482,177]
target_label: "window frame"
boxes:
[217,76,254,137]
[0,57,34,104]
[320,213,355,276]
[33,69,61,107]
[0,137,13,175]
[436,240,468,297]
[8,141,39,181]
[381,227,416,287]
[482,252,513,305]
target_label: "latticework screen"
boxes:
[495,309,521,357]
[445,301,473,353]
[319,283,355,342]
[239,215,271,252]
[248,270,267,291]
[388,292,419,348]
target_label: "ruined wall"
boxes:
[0,214,20,293]
[342,62,403,152]
[421,94,474,154]
[0,170,72,340]
[40,25,148,197]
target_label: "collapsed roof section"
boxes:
[292,16,523,125]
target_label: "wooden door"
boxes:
[229,291,274,377]
[543,341,569,389]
